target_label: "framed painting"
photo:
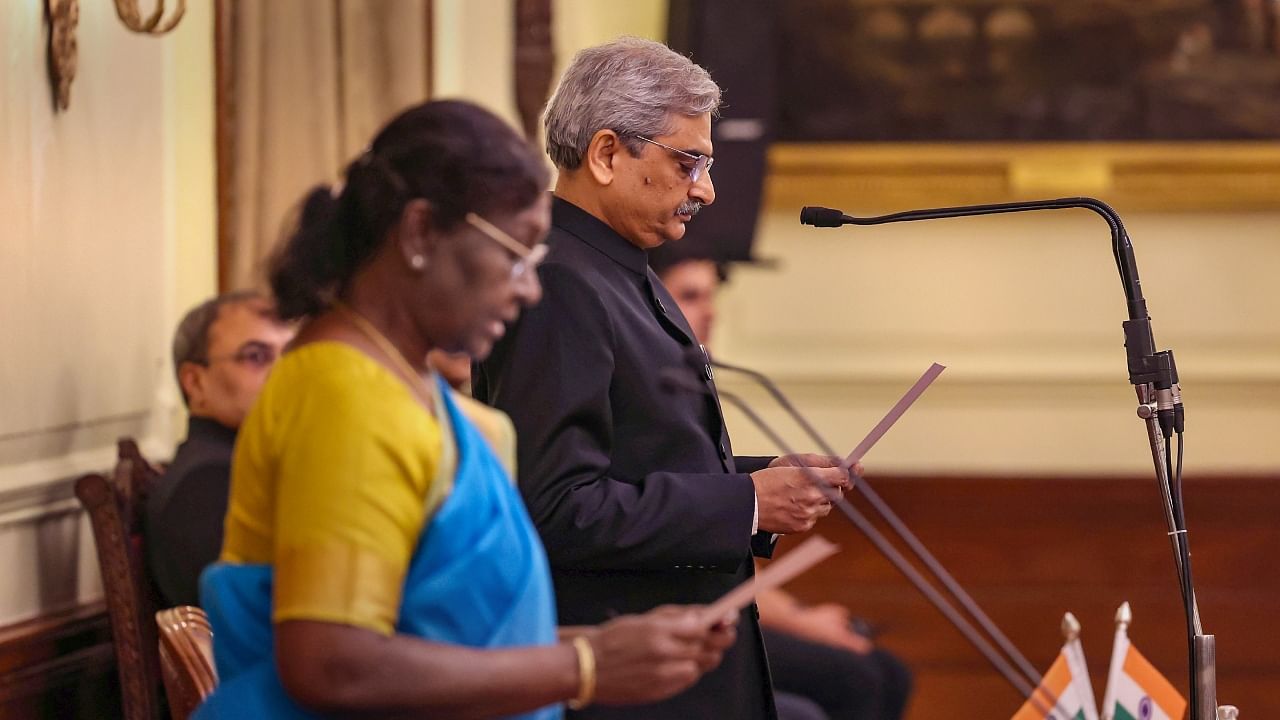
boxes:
[766,0,1280,210]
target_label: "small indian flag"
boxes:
[1011,613,1099,720]
[1100,603,1187,720]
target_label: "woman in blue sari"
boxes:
[196,100,735,719]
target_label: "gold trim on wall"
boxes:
[766,142,1280,212]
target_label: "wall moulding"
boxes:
[0,428,169,529]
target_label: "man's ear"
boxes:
[178,362,205,410]
[392,198,438,270]
[583,129,624,186]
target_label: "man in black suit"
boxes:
[145,292,292,607]
[474,37,851,719]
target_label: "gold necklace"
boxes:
[333,301,436,408]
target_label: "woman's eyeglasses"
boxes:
[465,213,548,282]
[634,136,714,184]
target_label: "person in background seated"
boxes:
[194,99,736,720]
[649,244,914,720]
[145,291,294,608]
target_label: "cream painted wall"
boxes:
[0,0,215,624]
[431,0,667,117]
[431,0,667,147]
[435,1,1279,476]
[432,0,519,127]
[552,0,668,74]
[715,207,1280,475]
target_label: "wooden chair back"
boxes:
[155,606,217,719]
[74,438,165,720]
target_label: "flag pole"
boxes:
[1062,613,1100,720]
[1099,602,1131,720]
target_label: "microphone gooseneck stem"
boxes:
[711,357,1044,686]
[1138,383,1200,632]
[1139,382,1207,717]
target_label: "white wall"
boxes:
[0,0,215,625]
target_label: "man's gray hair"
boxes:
[543,36,722,170]
[172,290,268,404]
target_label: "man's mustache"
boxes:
[677,200,703,218]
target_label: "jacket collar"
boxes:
[186,415,238,446]
[551,195,649,276]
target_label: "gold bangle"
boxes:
[567,635,596,710]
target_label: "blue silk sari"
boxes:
[194,381,561,719]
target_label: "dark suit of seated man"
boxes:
[145,292,293,607]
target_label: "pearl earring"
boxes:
[410,255,426,270]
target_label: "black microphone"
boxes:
[658,364,1062,714]
[800,198,1209,718]
[798,206,850,228]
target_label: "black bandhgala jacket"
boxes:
[475,196,778,720]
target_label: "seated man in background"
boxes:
[145,291,294,607]
[649,245,914,720]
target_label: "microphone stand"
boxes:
[704,352,1041,684]
[659,370,1065,717]
[801,197,1219,719]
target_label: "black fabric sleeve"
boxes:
[482,264,756,572]
[751,531,778,559]
[735,455,775,474]
[737,457,778,558]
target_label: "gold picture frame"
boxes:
[764,0,1280,213]
[766,141,1280,212]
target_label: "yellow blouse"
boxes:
[220,341,516,636]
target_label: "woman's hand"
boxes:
[587,605,736,705]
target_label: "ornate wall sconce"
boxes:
[45,0,186,111]
[46,0,79,111]
[113,0,186,34]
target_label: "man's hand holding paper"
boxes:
[751,465,850,534]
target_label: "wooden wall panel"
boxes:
[0,603,120,720]
[780,475,1279,719]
